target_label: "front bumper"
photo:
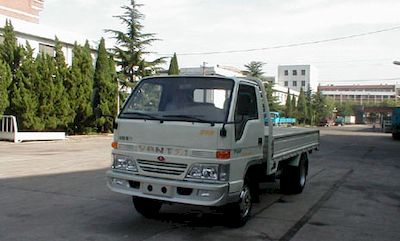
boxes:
[106,170,238,206]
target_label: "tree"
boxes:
[168,52,179,75]
[0,20,24,115]
[10,43,42,130]
[312,90,332,125]
[263,82,280,112]
[54,37,75,129]
[93,38,118,132]
[0,60,12,115]
[244,61,264,78]
[0,20,23,75]
[285,89,292,117]
[291,94,297,118]
[305,86,313,124]
[106,0,164,88]
[297,88,308,124]
[69,41,94,133]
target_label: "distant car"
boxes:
[335,116,345,126]
[319,118,334,127]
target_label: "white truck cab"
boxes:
[107,76,319,226]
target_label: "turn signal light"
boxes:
[216,150,231,159]
[111,141,118,149]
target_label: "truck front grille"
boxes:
[137,160,187,176]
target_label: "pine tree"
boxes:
[0,20,23,74]
[312,90,328,125]
[168,53,179,75]
[10,43,42,130]
[285,89,292,117]
[244,61,264,78]
[54,37,75,129]
[0,60,12,115]
[0,20,24,115]
[263,82,280,112]
[296,87,307,124]
[93,38,118,132]
[35,53,58,130]
[106,0,164,88]
[69,41,94,133]
[305,86,313,124]
[291,94,297,119]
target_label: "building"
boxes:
[0,0,43,23]
[271,84,299,105]
[277,65,318,92]
[180,65,245,77]
[0,1,97,65]
[319,84,400,104]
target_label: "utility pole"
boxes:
[201,62,207,75]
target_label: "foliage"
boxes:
[93,38,118,132]
[54,37,75,129]
[168,52,179,75]
[0,59,12,115]
[244,61,264,78]
[69,42,94,133]
[291,94,297,118]
[297,88,307,123]
[336,101,355,116]
[263,82,280,112]
[284,89,293,117]
[0,20,23,74]
[106,0,165,88]
[10,43,41,130]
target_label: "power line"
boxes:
[156,24,400,56]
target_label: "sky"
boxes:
[41,0,400,85]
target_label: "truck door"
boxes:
[231,83,264,172]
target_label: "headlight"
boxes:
[112,154,138,172]
[186,164,229,181]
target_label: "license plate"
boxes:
[142,183,173,197]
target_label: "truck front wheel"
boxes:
[225,180,252,227]
[132,197,162,218]
[280,155,308,194]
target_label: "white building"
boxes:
[271,84,299,105]
[277,65,318,92]
[0,6,97,65]
[180,65,245,77]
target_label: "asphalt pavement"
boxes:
[0,126,399,241]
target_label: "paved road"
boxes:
[0,126,399,241]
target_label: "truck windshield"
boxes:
[120,77,234,123]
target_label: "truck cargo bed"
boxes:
[264,127,319,162]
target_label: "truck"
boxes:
[265,112,296,126]
[107,76,320,226]
[392,107,400,140]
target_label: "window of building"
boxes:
[284,81,288,87]
[301,81,306,87]
[284,70,288,76]
[293,81,297,87]
[39,43,55,56]
[301,69,306,75]
[293,70,297,76]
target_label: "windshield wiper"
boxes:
[163,114,215,126]
[121,111,163,121]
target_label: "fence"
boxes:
[0,115,65,143]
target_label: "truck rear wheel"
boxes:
[225,180,252,227]
[132,197,162,218]
[280,155,308,194]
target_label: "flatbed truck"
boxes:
[107,76,319,226]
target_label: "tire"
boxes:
[225,180,252,227]
[393,133,400,140]
[280,155,308,194]
[132,197,162,218]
